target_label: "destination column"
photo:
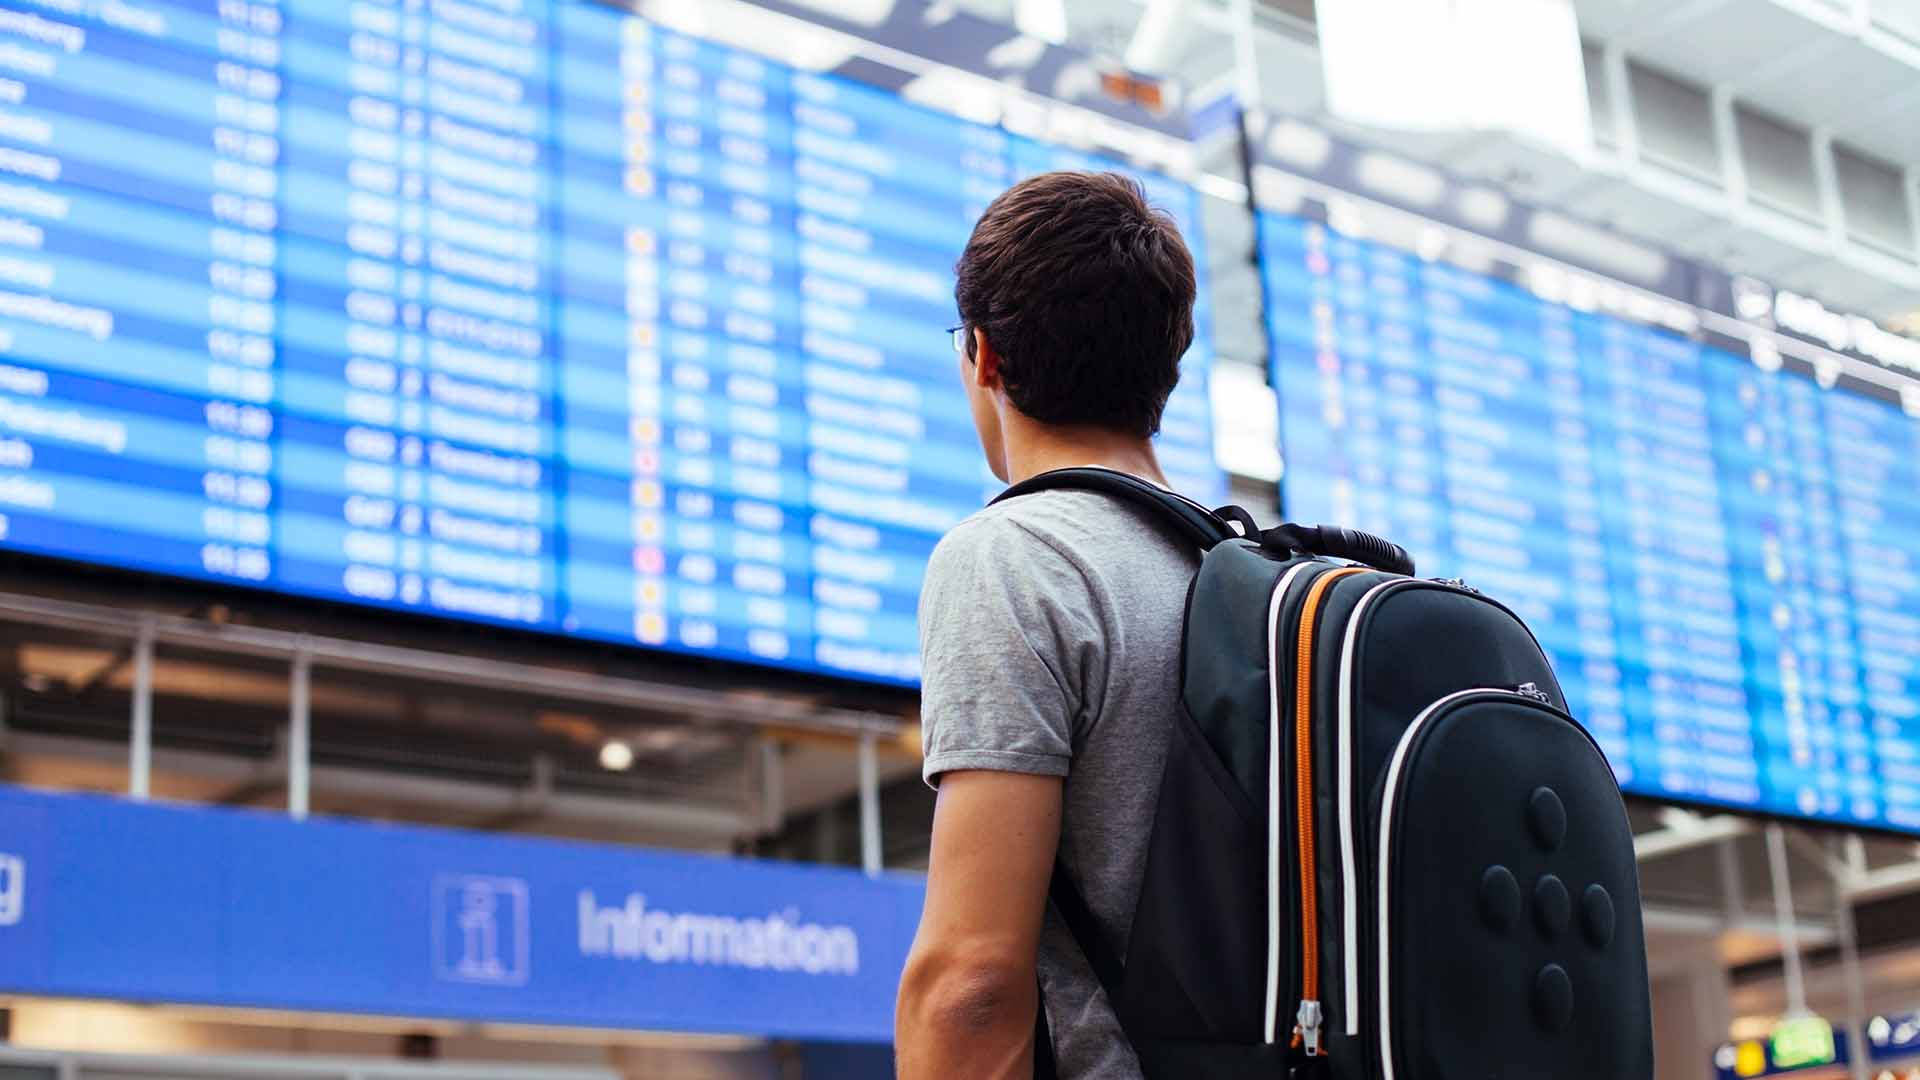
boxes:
[788,73,999,683]
[1580,320,1753,806]
[0,1,280,583]
[276,0,558,627]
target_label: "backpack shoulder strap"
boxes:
[1033,977,1057,1080]
[989,467,1239,551]
[1033,863,1124,1080]
[992,468,1418,575]
[1050,862,1124,989]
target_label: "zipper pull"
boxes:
[1434,577,1480,594]
[1515,682,1550,704]
[1295,999,1324,1057]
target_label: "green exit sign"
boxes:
[1772,1017,1837,1070]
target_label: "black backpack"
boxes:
[1000,468,1653,1080]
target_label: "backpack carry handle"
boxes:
[1264,523,1417,577]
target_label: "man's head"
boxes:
[953,171,1197,480]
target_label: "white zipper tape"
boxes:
[1336,578,1404,1035]
[1263,562,1318,1046]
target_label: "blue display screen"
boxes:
[0,0,1221,686]
[1259,207,1920,833]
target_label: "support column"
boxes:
[1717,836,1746,924]
[288,648,311,820]
[760,737,785,835]
[129,615,155,800]
[858,731,881,878]
[1838,836,1869,1080]
[1652,948,1734,1080]
[1766,823,1809,1014]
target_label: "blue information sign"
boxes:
[0,0,1222,686]
[0,783,922,1040]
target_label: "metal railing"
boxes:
[0,588,900,873]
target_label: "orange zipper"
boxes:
[1290,566,1365,1055]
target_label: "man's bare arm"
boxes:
[896,769,1063,1079]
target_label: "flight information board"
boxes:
[0,0,1221,686]
[1259,201,1920,833]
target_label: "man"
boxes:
[895,171,1200,1079]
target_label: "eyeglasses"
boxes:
[948,326,967,355]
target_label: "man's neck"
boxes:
[1000,419,1169,488]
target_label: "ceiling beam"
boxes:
[1636,811,1754,862]
[1618,0,1739,49]
[1844,860,1920,906]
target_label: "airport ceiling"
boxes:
[948,0,1920,326]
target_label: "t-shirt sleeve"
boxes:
[917,514,1104,787]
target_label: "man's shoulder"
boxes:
[925,490,1192,600]
[922,493,1097,598]
[938,490,1151,557]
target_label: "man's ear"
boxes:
[970,328,1002,389]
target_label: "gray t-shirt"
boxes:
[919,488,1196,1080]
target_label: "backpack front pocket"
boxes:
[1374,690,1653,1080]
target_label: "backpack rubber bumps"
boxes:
[1476,786,1619,1039]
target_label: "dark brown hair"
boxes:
[954,171,1197,439]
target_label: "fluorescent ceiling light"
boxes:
[1014,0,1068,45]
[901,69,1004,126]
[1731,276,1775,321]
[1265,119,1332,171]
[1001,95,1048,138]
[1193,172,1250,203]
[986,33,1049,70]
[1457,188,1510,230]
[1040,103,1092,148]
[1354,152,1446,208]
[1416,225,1448,261]
[1251,167,1308,215]
[1528,211,1668,285]
[1526,264,1568,305]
